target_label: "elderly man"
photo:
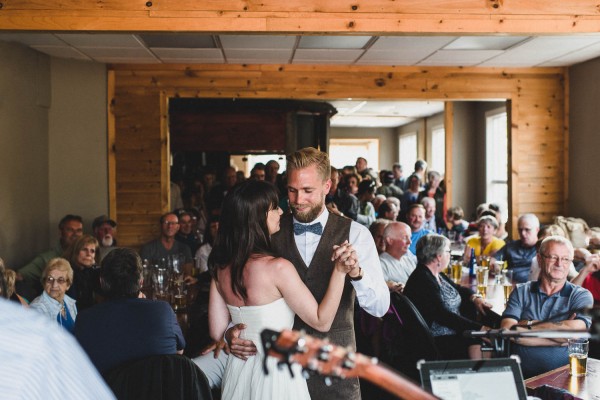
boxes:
[501,236,594,378]
[494,213,540,283]
[92,215,118,261]
[140,212,193,274]
[406,204,433,254]
[421,197,445,233]
[74,248,185,374]
[18,214,84,298]
[379,222,417,293]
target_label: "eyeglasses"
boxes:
[541,254,573,265]
[45,276,68,285]
[163,221,179,226]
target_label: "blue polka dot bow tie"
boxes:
[293,222,323,236]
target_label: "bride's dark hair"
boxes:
[208,179,279,299]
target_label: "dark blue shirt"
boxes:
[496,240,537,283]
[74,298,185,374]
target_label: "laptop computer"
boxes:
[418,357,527,400]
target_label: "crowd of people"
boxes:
[2,149,600,399]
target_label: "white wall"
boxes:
[48,57,107,244]
[0,42,51,267]
[0,41,108,267]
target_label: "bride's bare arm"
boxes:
[208,279,231,341]
[274,258,348,332]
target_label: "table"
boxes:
[457,269,508,315]
[525,357,600,399]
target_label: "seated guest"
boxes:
[326,166,359,221]
[195,216,219,274]
[64,234,101,311]
[528,225,578,281]
[4,269,28,306]
[74,248,185,374]
[370,219,391,255]
[463,215,506,264]
[175,209,202,254]
[418,170,446,223]
[379,222,416,292]
[18,214,83,298]
[378,200,399,222]
[488,203,508,240]
[140,212,193,274]
[356,180,376,228]
[399,174,422,221]
[501,236,594,378]
[494,213,540,283]
[30,258,77,332]
[404,234,492,360]
[446,206,469,240]
[406,204,433,254]
[92,215,118,261]
[571,253,600,302]
[421,197,445,234]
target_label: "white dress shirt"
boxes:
[293,209,390,317]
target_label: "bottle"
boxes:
[468,247,476,278]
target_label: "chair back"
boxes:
[103,354,212,400]
[383,292,441,382]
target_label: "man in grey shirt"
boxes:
[501,236,594,378]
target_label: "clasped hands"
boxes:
[332,240,361,278]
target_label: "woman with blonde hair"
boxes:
[30,258,77,332]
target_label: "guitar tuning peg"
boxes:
[318,343,333,361]
[342,352,356,370]
[324,377,333,387]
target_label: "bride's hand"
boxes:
[332,241,357,274]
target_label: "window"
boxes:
[329,138,379,171]
[430,125,445,174]
[485,109,508,221]
[398,132,417,174]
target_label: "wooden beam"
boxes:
[3,1,600,33]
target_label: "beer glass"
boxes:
[451,260,463,283]
[476,266,489,298]
[568,339,589,376]
[502,270,514,304]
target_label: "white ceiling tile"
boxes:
[444,36,529,50]
[370,36,456,51]
[357,48,436,64]
[418,50,503,66]
[298,36,372,49]
[55,33,142,47]
[331,115,415,128]
[225,49,292,62]
[79,47,154,58]
[30,45,91,60]
[0,33,63,46]
[479,35,600,67]
[219,35,296,49]
[157,58,224,64]
[538,42,600,67]
[152,48,223,61]
[140,34,215,49]
[93,57,159,64]
[294,49,362,62]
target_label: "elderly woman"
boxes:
[30,258,77,332]
[63,234,101,311]
[404,234,492,360]
[463,215,506,264]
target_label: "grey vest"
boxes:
[271,212,360,400]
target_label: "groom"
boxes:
[228,147,389,399]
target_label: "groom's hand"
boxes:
[226,323,257,361]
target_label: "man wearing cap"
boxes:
[376,169,404,200]
[92,215,118,261]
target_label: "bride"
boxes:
[208,180,352,400]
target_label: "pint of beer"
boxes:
[568,339,589,376]
[476,266,489,298]
[451,262,463,283]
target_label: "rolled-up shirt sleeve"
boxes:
[349,222,390,317]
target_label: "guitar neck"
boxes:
[357,361,439,400]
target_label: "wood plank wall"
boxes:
[110,64,566,248]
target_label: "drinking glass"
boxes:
[568,339,589,376]
[152,267,170,301]
[502,269,514,304]
[451,261,463,283]
[476,266,489,298]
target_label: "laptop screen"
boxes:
[419,358,527,400]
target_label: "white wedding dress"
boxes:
[221,298,311,400]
